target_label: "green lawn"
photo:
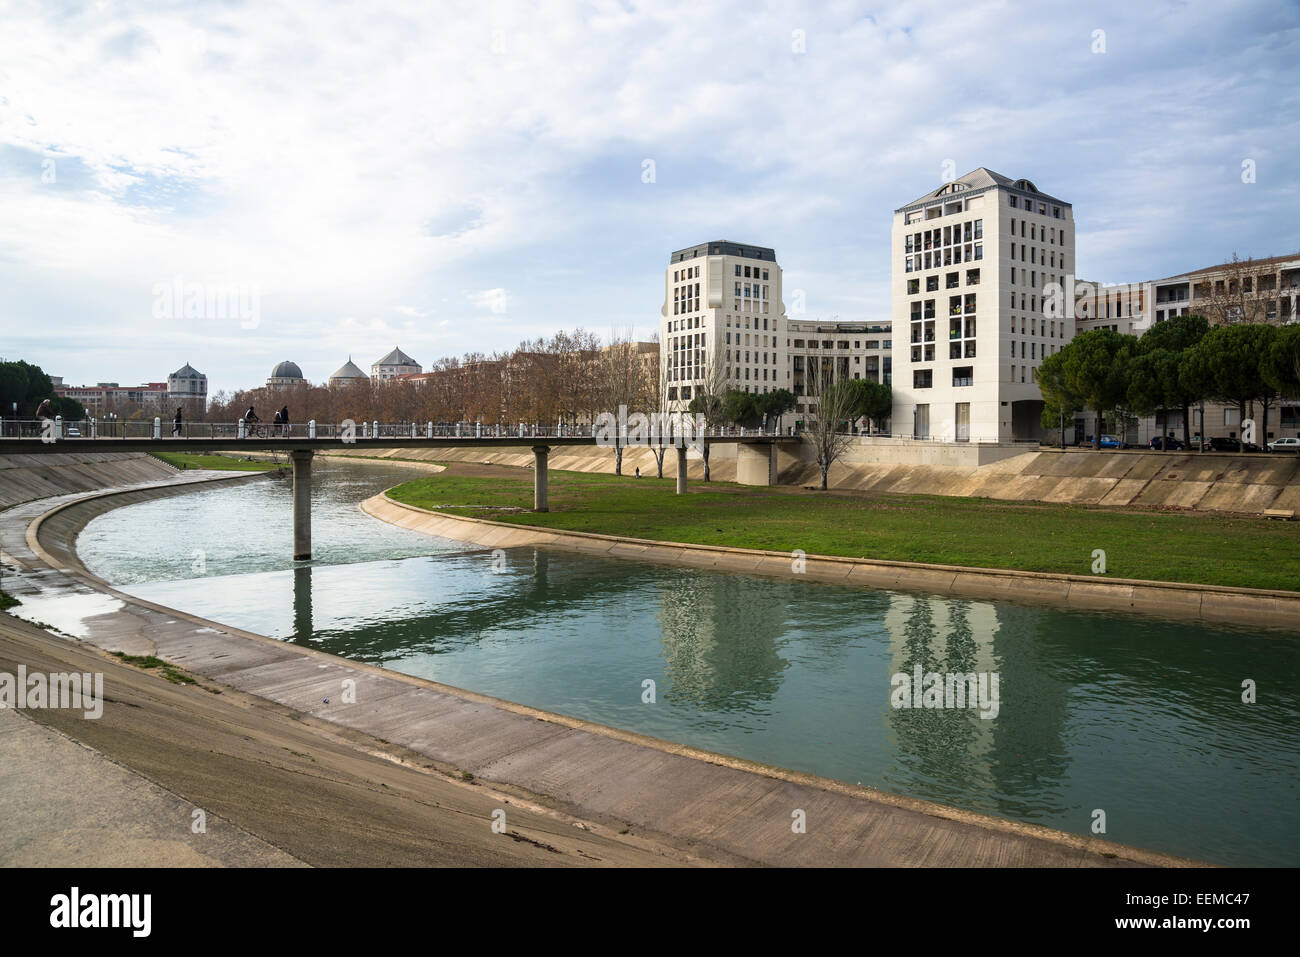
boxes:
[387,468,1300,592]
[153,451,280,472]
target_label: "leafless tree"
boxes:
[804,377,857,491]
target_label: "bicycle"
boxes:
[244,418,267,438]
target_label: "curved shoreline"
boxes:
[363,492,1300,631]
[10,471,1204,867]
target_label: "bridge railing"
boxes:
[0,417,794,442]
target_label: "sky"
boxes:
[1,0,1298,397]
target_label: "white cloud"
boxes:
[0,0,1297,393]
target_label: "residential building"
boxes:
[372,347,421,381]
[891,168,1075,442]
[54,381,167,412]
[660,240,889,428]
[167,362,208,409]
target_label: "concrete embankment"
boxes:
[363,493,1300,630]
[333,443,1300,515]
[1,468,1197,866]
[0,450,184,509]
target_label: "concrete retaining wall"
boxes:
[0,451,181,510]
[364,493,1300,631]
[336,442,1300,514]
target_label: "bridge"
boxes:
[1,419,793,560]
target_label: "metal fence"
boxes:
[0,417,793,441]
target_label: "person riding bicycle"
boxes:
[244,406,261,437]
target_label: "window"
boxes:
[927,275,939,292]
[907,278,919,294]
[953,366,973,387]
[735,265,741,276]
[967,268,980,285]
[1010,196,1018,208]
[913,369,932,389]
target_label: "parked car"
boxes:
[1099,434,1128,449]
[1206,436,1241,452]
[1149,435,1184,451]
[1268,437,1300,452]
[64,426,81,437]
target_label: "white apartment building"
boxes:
[661,241,785,408]
[891,168,1075,442]
[660,242,890,427]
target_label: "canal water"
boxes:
[76,460,1300,866]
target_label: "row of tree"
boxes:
[206,329,661,428]
[0,360,85,419]
[1038,315,1300,448]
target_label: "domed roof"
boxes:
[271,360,303,379]
[330,357,368,380]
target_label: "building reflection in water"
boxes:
[883,593,1070,814]
[655,573,791,713]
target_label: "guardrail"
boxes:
[0,417,796,441]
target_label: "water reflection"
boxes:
[112,538,1300,866]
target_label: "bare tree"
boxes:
[1192,254,1273,326]
[688,339,729,482]
[805,377,857,491]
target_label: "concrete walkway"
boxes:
[0,705,305,867]
[2,467,1201,867]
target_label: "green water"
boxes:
[76,462,1300,866]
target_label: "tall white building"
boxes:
[661,241,786,409]
[660,242,889,428]
[890,168,1075,442]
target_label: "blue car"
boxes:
[1099,434,1126,449]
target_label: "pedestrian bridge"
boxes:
[1,420,794,559]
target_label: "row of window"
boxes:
[905,245,983,272]
[1012,317,1064,338]
[672,265,701,283]
[672,282,700,315]
[1009,195,1063,218]
[904,220,984,254]
[913,366,976,389]
[907,269,980,295]
[1010,242,1064,270]
[736,264,771,280]
[1010,340,1060,360]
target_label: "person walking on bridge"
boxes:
[172,406,183,437]
[279,404,290,437]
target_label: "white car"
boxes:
[1267,437,1300,452]
[65,426,81,437]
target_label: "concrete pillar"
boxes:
[736,442,778,486]
[291,449,313,560]
[533,446,549,512]
[675,445,688,494]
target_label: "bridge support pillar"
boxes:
[736,442,778,486]
[533,445,549,512]
[291,449,313,560]
[675,445,688,494]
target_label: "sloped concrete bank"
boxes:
[331,443,1300,515]
[0,450,184,510]
[363,493,1300,630]
[5,468,1196,866]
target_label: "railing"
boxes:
[0,418,793,442]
